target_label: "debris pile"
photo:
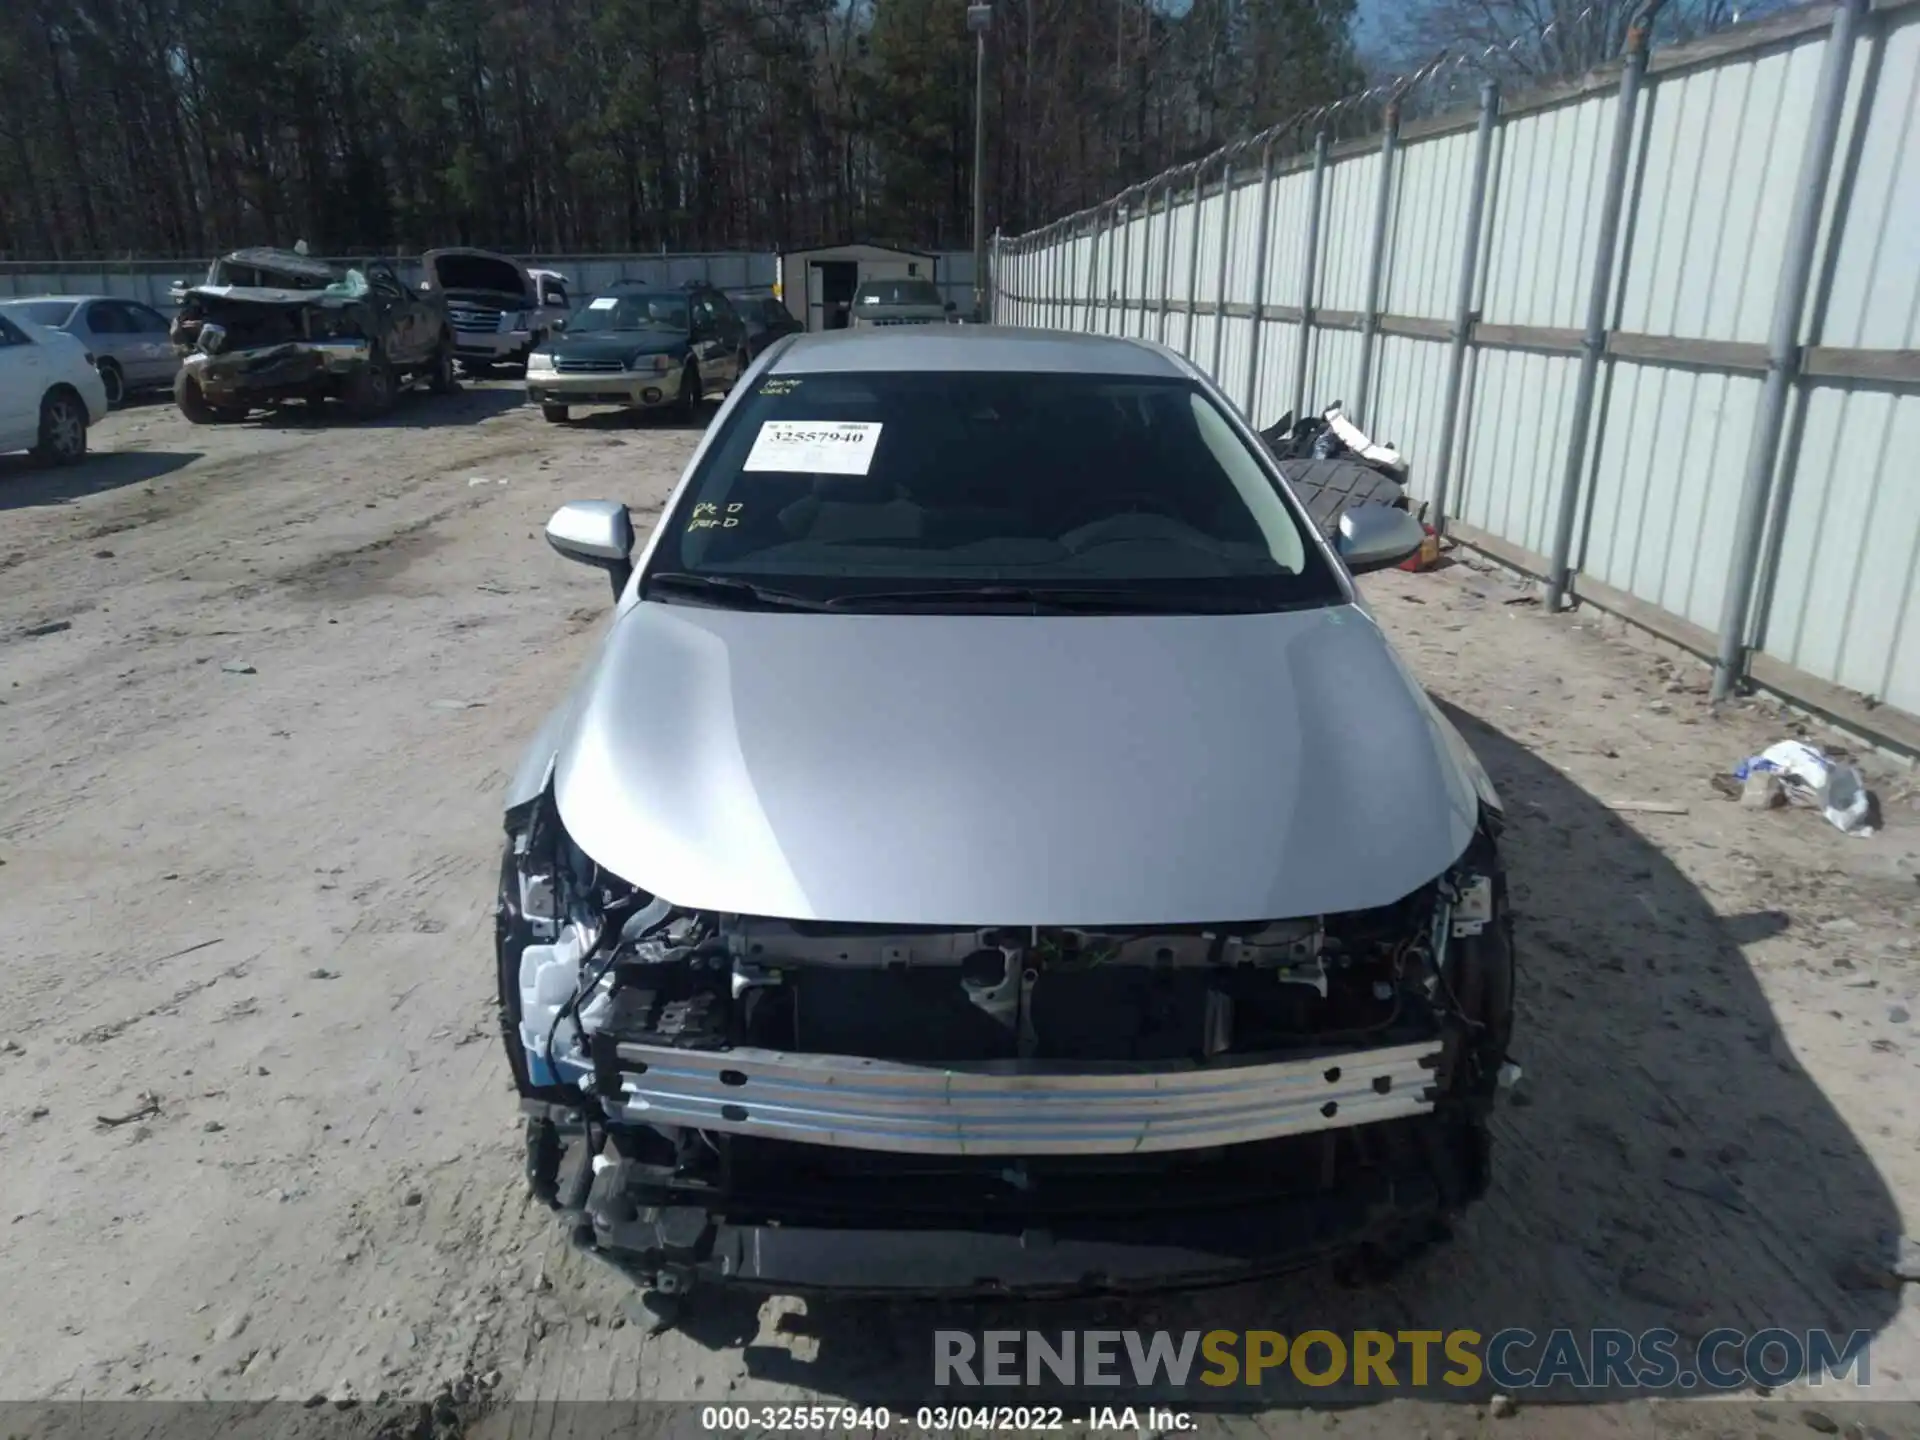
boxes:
[1258,402,1438,568]
[1732,740,1877,835]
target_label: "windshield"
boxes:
[567,292,689,334]
[646,370,1339,613]
[2,300,77,328]
[855,280,942,307]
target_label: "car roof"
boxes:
[768,326,1191,378]
[1,294,110,307]
[223,247,337,280]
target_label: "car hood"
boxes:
[549,601,1484,926]
[426,250,531,300]
[547,334,688,363]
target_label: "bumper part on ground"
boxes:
[604,1040,1442,1155]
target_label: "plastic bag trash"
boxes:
[1733,740,1875,835]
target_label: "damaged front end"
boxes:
[499,790,1515,1299]
[171,282,376,413]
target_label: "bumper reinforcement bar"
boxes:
[608,1039,1442,1155]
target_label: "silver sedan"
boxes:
[0,295,180,408]
[497,325,1518,1302]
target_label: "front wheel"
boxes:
[174,370,247,424]
[32,389,88,466]
[345,354,396,419]
[541,403,569,424]
[427,343,457,396]
[675,361,700,422]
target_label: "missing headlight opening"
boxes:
[499,787,1515,1300]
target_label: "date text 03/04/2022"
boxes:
[699,1406,1194,1432]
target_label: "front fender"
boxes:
[506,687,586,816]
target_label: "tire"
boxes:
[428,343,457,396]
[31,388,88,467]
[463,361,495,380]
[97,359,125,409]
[174,370,247,424]
[675,361,700,422]
[344,353,396,419]
[541,403,569,424]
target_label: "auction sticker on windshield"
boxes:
[743,421,883,475]
[588,296,619,310]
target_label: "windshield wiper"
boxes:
[642,571,833,611]
[823,585,1263,613]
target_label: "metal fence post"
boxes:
[1138,189,1158,337]
[1353,101,1401,429]
[1184,163,1207,355]
[1429,82,1501,534]
[1102,200,1121,334]
[1242,137,1278,419]
[1711,0,1866,702]
[1157,174,1178,345]
[1544,1,1663,612]
[1291,132,1331,422]
[1210,159,1236,379]
[1117,191,1136,337]
[1090,211,1105,332]
[1053,225,1065,328]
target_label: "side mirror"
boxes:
[944,300,957,313]
[1335,505,1426,576]
[546,500,635,599]
[550,316,566,333]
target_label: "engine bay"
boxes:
[500,794,1497,1095]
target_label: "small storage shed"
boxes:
[775,243,939,332]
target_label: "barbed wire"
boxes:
[1011,0,1683,243]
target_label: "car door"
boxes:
[82,301,143,377]
[366,264,419,363]
[710,291,750,381]
[0,313,44,448]
[124,302,180,385]
[688,293,727,382]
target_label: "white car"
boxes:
[0,311,108,465]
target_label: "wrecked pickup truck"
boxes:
[496,331,1518,1312]
[170,249,455,422]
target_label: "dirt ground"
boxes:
[3,382,1919,1437]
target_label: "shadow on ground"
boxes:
[551,400,716,434]
[0,448,200,510]
[246,381,525,430]
[595,700,1903,1410]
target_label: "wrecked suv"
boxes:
[171,248,454,421]
[498,327,1516,1306]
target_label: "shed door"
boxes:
[806,263,825,333]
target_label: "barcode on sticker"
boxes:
[742,421,882,476]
